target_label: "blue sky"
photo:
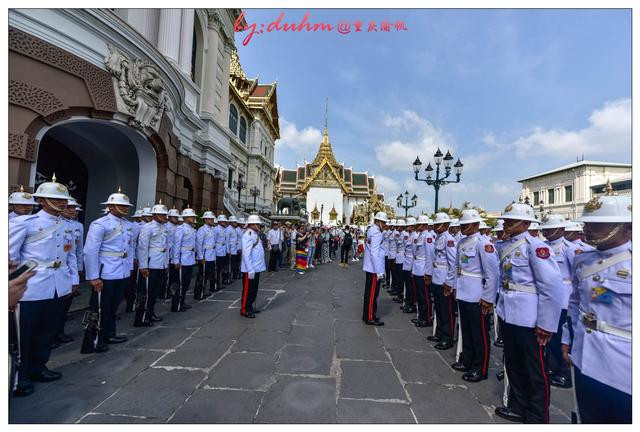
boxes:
[235,9,631,213]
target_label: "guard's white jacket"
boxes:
[411,230,429,276]
[547,237,581,309]
[402,231,417,271]
[496,231,563,332]
[137,220,168,270]
[363,223,385,275]
[236,226,244,253]
[83,213,133,280]
[214,224,229,257]
[563,241,631,394]
[424,230,436,277]
[241,228,266,274]
[65,218,84,280]
[165,222,179,264]
[196,225,216,261]
[9,210,77,300]
[455,232,500,303]
[387,229,398,259]
[394,230,405,265]
[432,231,457,287]
[227,225,238,255]
[173,223,197,265]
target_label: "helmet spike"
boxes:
[52,173,57,182]
[118,185,122,193]
[159,198,163,204]
[19,185,24,192]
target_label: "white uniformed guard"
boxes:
[196,211,217,296]
[125,206,143,312]
[411,215,431,319]
[55,197,84,344]
[494,202,563,424]
[9,185,37,220]
[235,217,244,278]
[386,220,398,291]
[427,213,457,347]
[392,219,406,299]
[562,186,631,423]
[564,221,595,252]
[9,175,75,396]
[528,221,541,238]
[240,214,266,318]
[362,211,387,325]
[449,218,463,241]
[171,207,197,311]
[83,188,134,349]
[135,201,169,325]
[161,207,181,300]
[539,214,581,388]
[450,209,500,383]
[383,220,395,287]
[228,216,241,279]
[400,217,417,308]
[141,206,153,223]
[214,214,230,287]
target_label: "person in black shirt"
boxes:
[340,226,353,266]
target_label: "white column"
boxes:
[157,9,182,63]
[178,9,195,74]
[201,23,221,115]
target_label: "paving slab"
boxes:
[255,375,336,423]
[96,368,205,419]
[276,344,333,376]
[286,323,333,347]
[340,360,406,401]
[407,383,493,423]
[169,389,264,423]
[126,327,195,350]
[204,352,275,390]
[337,398,415,423]
[232,328,287,354]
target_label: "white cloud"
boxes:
[374,110,454,171]
[374,174,401,198]
[490,181,520,197]
[511,98,631,160]
[275,117,322,152]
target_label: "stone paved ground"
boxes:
[9,259,574,424]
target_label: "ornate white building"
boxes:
[8,8,271,225]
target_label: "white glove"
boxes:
[248,272,255,280]
[377,273,385,280]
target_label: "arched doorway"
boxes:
[34,119,158,226]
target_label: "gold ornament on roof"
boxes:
[605,178,616,196]
[584,196,602,212]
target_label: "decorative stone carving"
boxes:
[105,46,170,132]
[9,80,65,116]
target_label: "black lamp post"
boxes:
[413,148,463,213]
[233,176,245,208]
[320,204,324,225]
[250,185,260,211]
[396,190,418,218]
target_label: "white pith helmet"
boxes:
[67,197,83,212]
[32,174,71,200]
[202,211,216,219]
[217,214,228,223]
[388,219,397,227]
[406,217,417,226]
[151,201,169,215]
[492,219,504,232]
[9,185,37,205]
[101,186,133,206]
[578,186,631,223]
[459,209,482,225]
[182,207,197,218]
[229,215,238,223]
[432,212,451,225]
[565,221,583,232]
[247,214,263,225]
[132,209,143,218]
[168,208,180,217]
[373,211,388,222]
[417,214,432,225]
[528,222,540,231]
[540,214,567,230]
[500,202,537,222]
[449,218,460,227]
[142,207,152,216]
[479,221,489,230]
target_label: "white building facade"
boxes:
[518,160,631,219]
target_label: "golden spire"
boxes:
[605,178,615,196]
[324,97,328,136]
[52,173,57,182]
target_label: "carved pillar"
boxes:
[178,9,195,74]
[200,18,221,116]
[157,9,182,63]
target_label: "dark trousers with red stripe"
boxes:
[458,300,490,376]
[547,308,570,381]
[362,272,380,322]
[216,255,229,286]
[502,322,550,423]
[240,272,260,315]
[384,258,392,287]
[574,366,631,423]
[414,275,431,321]
[392,263,403,296]
[432,283,454,343]
[402,270,415,308]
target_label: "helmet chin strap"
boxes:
[589,225,622,245]
[44,198,66,212]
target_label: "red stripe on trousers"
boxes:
[539,344,550,423]
[241,273,249,314]
[480,312,488,375]
[369,275,377,322]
